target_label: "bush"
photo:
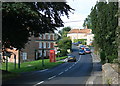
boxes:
[60,49,68,56]
[100,51,106,64]
[73,39,87,45]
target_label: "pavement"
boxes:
[86,49,103,85]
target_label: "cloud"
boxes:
[59,0,97,29]
[61,12,88,29]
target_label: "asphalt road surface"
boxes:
[2,45,93,86]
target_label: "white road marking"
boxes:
[58,72,64,75]
[65,69,68,72]
[34,81,44,86]
[48,76,56,80]
[69,66,72,69]
[34,55,82,86]
[40,69,48,72]
[72,64,75,66]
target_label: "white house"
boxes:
[67,29,94,45]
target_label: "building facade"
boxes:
[3,33,56,63]
[67,29,94,45]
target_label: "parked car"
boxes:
[84,48,91,54]
[67,55,76,62]
[79,49,85,55]
[79,45,86,49]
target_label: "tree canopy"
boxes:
[83,15,93,29]
[2,2,74,49]
[89,1,118,63]
[58,26,71,39]
[57,37,72,56]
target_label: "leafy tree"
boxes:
[2,2,74,49]
[89,1,118,63]
[57,37,72,56]
[83,15,93,29]
[58,27,71,39]
[58,37,72,49]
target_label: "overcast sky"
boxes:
[59,0,98,30]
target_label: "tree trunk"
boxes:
[6,56,8,71]
[14,54,16,69]
[18,50,21,69]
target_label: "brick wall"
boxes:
[21,36,39,62]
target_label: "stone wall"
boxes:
[102,63,119,84]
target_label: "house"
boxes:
[3,32,56,63]
[67,29,94,45]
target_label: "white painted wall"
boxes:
[67,33,94,45]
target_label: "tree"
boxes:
[57,37,72,56]
[2,2,74,49]
[83,15,93,29]
[89,1,118,63]
[58,26,71,39]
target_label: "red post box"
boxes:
[49,50,56,62]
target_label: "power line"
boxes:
[64,20,84,23]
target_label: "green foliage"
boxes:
[57,37,72,56]
[56,56,68,61]
[2,2,74,49]
[1,59,64,73]
[59,49,68,56]
[73,39,87,45]
[83,15,93,29]
[58,37,72,50]
[89,1,118,63]
[100,51,106,64]
[58,27,71,39]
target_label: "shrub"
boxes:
[100,51,106,64]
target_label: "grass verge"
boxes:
[1,56,68,81]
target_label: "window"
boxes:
[48,42,51,48]
[44,42,46,48]
[44,50,46,56]
[39,34,42,39]
[43,34,46,39]
[48,34,50,39]
[39,50,42,57]
[39,42,42,48]
[22,52,27,60]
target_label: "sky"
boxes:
[58,0,98,30]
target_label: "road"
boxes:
[2,45,93,86]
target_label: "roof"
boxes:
[68,29,92,34]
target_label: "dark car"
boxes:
[79,49,85,55]
[67,55,76,62]
[84,48,91,54]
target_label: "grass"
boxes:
[56,56,68,61]
[1,58,66,73]
[1,56,68,81]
